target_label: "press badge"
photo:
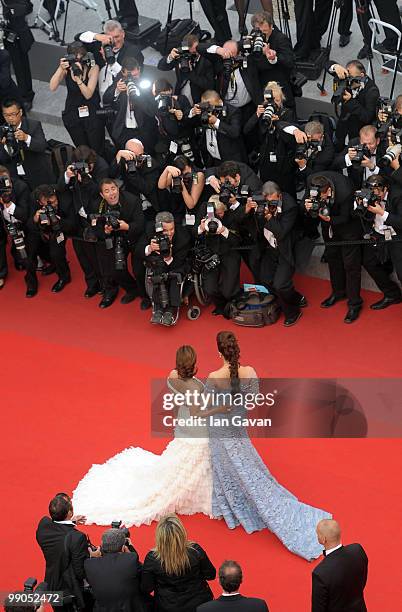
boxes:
[169,141,178,154]
[185,213,196,225]
[16,164,25,176]
[384,228,392,241]
[56,233,64,244]
[269,153,277,163]
[78,106,89,118]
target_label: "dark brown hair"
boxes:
[217,331,240,391]
[176,345,197,379]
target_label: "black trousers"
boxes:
[62,114,105,154]
[325,240,362,306]
[203,251,241,307]
[362,238,402,298]
[249,244,302,318]
[199,0,232,44]
[24,233,71,291]
[72,238,102,291]
[294,0,333,58]
[339,0,402,48]
[6,40,34,103]
[96,241,137,298]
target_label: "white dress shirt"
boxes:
[374,193,396,236]
[2,202,16,223]
[99,61,121,105]
[325,543,343,556]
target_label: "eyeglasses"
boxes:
[3,111,21,118]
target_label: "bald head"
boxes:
[125,139,144,156]
[317,519,341,548]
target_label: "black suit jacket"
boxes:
[157,54,215,104]
[137,221,192,274]
[27,189,76,237]
[197,593,269,611]
[253,27,295,105]
[0,176,32,240]
[76,35,144,69]
[109,157,162,213]
[89,191,145,246]
[205,162,262,193]
[312,544,368,612]
[141,543,215,612]
[332,137,389,189]
[0,117,54,188]
[189,103,246,163]
[35,517,89,594]
[85,551,146,612]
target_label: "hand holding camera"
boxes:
[14,129,28,143]
[332,64,349,80]
[169,48,180,60]
[245,197,257,214]
[116,79,128,93]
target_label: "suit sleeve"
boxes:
[266,203,297,241]
[70,531,89,582]
[188,58,215,92]
[194,544,216,580]
[157,55,176,72]
[341,84,379,125]
[26,122,47,153]
[218,108,242,139]
[311,571,329,612]
[140,553,156,595]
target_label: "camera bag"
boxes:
[226,290,281,327]
[153,19,210,55]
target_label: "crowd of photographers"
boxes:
[1,10,402,326]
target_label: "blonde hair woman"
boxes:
[141,514,215,612]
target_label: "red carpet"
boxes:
[1,254,402,611]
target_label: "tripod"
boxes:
[164,0,195,54]
[316,0,344,95]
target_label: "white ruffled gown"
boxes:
[72,379,213,526]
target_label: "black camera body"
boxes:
[193,243,220,275]
[71,161,90,177]
[126,154,152,174]
[103,43,115,65]
[261,89,278,127]
[154,221,171,258]
[295,139,322,161]
[156,93,173,116]
[219,180,237,205]
[354,188,378,219]
[39,202,63,237]
[377,96,394,118]
[222,55,248,74]
[103,210,121,231]
[199,102,227,128]
[64,52,95,77]
[0,123,17,152]
[241,28,266,56]
[351,144,371,165]
[176,45,194,72]
[7,219,27,259]
[307,187,330,218]
[332,75,364,103]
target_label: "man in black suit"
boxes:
[327,60,379,150]
[103,57,158,154]
[197,560,269,611]
[199,0,232,45]
[312,519,368,611]
[137,211,191,326]
[77,19,144,68]
[205,160,262,198]
[189,90,246,166]
[36,495,95,611]
[293,0,332,61]
[0,99,53,189]
[289,120,335,189]
[85,528,147,612]
[250,12,295,106]
[0,49,20,108]
[332,124,387,190]
[158,34,215,105]
[303,172,363,323]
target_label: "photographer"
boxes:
[77,19,144,70]
[249,11,295,106]
[0,166,31,289]
[157,33,215,105]
[137,211,191,326]
[246,181,306,326]
[85,528,148,612]
[244,81,297,196]
[1,0,35,110]
[292,120,335,188]
[205,160,262,200]
[303,172,363,323]
[0,98,53,188]
[189,89,246,166]
[24,184,75,297]
[103,57,158,153]
[151,78,195,165]
[328,59,380,150]
[90,178,144,308]
[110,138,160,224]
[49,41,104,153]
[59,146,109,298]
[359,174,402,310]
[332,124,386,189]
[157,154,205,228]
[196,194,242,316]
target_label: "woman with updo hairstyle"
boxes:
[205,330,332,561]
[141,514,215,611]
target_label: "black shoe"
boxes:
[150,310,163,324]
[284,311,302,327]
[161,310,176,326]
[42,264,56,276]
[26,288,37,298]
[299,295,308,308]
[370,296,402,310]
[140,297,152,310]
[344,305,362,324]
[321,294,346,308]
[120,291,137,304]
[212,306,225,316]
[374,42,396,55]
[339,33,351,47]
[84,285,100,298]
[51,278,70,293]
[357,44,369,59]
[99,293,117,308]
[14,261,24,271]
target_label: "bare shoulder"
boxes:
[239,365,258,378]
[168,369,178,379]
[207,369,222,380]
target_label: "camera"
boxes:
[307,186,330,218]
[295,139,322,161]
[0,19,17,50]
[198,102,227,128]
[63,52,95,78]
[114,235,126,270]
[156,93,173,116]
[111,520,130,544]
[379,144,402,168]
[193,244,220,275]
[0,174,12,195]
[103,43,115,65]
[222,55,248,74]
[332,75,364,103]
[261,89,278,127]
[125,76,140,101]
[0,123,18,153]
[354,188,378,218]
[7,220,27,260]
[70,161,90,177]
[103,210,121,231]
[176,45,194,73]
[154,220,171,258]
[388,126,402,145]
[350,144,371,165]
[219,180,237,205]
[39,202,63,239]
[251,194,267,217]
[178,139,195,163]
[205,204,222,234]
[241,28,266,56]
[96,106,118,117]
[126,154,152,174]
[377,96,394,119]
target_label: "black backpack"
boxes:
[153,18,210,55]
[48,142,75,180]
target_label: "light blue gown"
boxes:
[207,378,332,561]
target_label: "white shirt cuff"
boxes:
[25,135,31,147]
[167,54,174,64]
[268,56,278,64]
[345,154,352,167]
[145,245,152,256]
[207,45,219,54]
[79,31,96,43]
[205,176,216,186]
[283,125,298,135]
[214,118,220,130]
[372,165,379,175]
[7,202,16,216]
[188,108,196,118]
[221,227,229,239]
[64,171,71,184]
[382,210,389,221]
